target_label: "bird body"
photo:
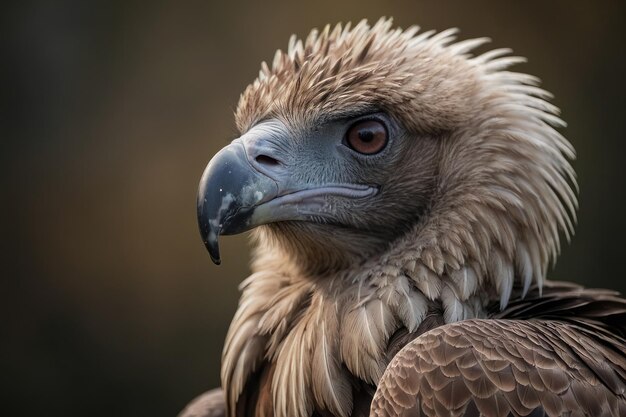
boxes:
[182,19,626,417]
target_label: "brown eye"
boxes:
[345,120,388,155]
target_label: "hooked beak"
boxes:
[196,140,276,264]
[197,124,377,264]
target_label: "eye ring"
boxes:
[344,119,388,155]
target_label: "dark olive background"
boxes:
[4,1,625,416]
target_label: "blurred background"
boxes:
[4,1,625,416]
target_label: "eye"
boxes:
[345,119,388,155]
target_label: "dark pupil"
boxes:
[358,129,374,143]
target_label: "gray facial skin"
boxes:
[197,114,413,264]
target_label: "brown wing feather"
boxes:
[491,281,626,339]
[178,388,226,417]
[371,318,626,417]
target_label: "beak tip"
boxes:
[209,250,222,265]
[204,238,222,265]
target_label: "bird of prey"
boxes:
[181,18,626,417]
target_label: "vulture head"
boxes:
[199,17,575,290]
[196,18,578,417]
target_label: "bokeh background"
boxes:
[4,1,626,416]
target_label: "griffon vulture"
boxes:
[180,19,626,417]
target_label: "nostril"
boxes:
[255,154,280,166]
